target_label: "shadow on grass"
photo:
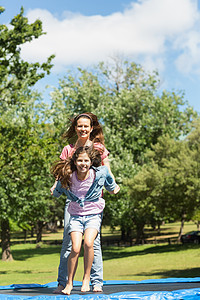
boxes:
[144,231,178,238]
[3,243,199,262]
[102,244,200,261]
[0,271,7,275]
[0,270,50,275]
[9,245,85,261]
[10,245,61,261]
[134,267,200,278]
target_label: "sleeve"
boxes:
[60,144,74,160]
[53,180,64,198]
[93,143,110,162]
[103,166,117,192]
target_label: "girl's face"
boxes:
[75,152,92,175]
[75,117,93,140]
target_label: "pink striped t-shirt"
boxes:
[67,168,105,216]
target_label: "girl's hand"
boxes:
[50,181,58,195]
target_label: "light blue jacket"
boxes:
[53,166,117,207]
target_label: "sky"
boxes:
[1,0,200,113]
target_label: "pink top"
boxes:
[60,143,109,163]
[68,169,105,216]
[60,142,109,216]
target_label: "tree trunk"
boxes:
[58,217,63,228]
[178,214,185,241]
[31,226,34,237]
[23,229,27,243]
[157,221,162,235]
[36,220,44,244]
[1,219,13,261]
[121,229,126,241]
[135,222,145,244]
[46,220,57,233]
[197,221,200,231]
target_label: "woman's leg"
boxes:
[62,231,83,295]
[81,228,98,292]
[90,213,103,292]
[91,232,103,292]
[53,201,71,294]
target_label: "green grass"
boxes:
[1,242,200,285]
[0,244,61,285]
[102,244,200,281]
[0,222,199,286]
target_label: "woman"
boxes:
[51,112,114,294]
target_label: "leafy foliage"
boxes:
[50,60,197,241]
[1,5,199,254]
[0,7,55,260]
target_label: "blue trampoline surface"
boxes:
[0,278,200,299]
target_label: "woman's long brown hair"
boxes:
[62,112,105,145]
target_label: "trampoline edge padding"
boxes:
[1,279,200,300]
[0,289,200,300]
[1,278,200,290]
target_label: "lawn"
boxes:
[0,222,200,286]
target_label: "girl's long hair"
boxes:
[62,112,105,145]
[51,146,101,189]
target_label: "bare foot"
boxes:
[53,285,64,294]
[62,284,73,295]
[81,279,90,292]
[93,285,103,292]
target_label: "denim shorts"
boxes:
[69,214,102,234]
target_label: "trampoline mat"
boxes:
[1,279,200,299]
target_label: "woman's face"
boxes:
[75,117,93,140]
[75,152,91,175]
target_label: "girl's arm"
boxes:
[52,180,64,198]
[50,145,72,194]
[50,180,58,195]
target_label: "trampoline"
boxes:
[1,278,200,299]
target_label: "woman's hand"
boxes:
[102,157,115,179]
[109,185,120,194]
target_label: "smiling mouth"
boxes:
[79,166,88,170]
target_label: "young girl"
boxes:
[52,146,120,295]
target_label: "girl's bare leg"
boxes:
[62,231,82,295]
[81,228,98,292]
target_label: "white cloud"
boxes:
[21,0,200,75]
[174,27,200,75]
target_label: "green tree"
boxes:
[50,61,196,240]
[100,61,196,239]
[186,119,200,231]
[128,134,200,242]
[126,162,163,243]
[192,209,200,230]
[0,7,54,260]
